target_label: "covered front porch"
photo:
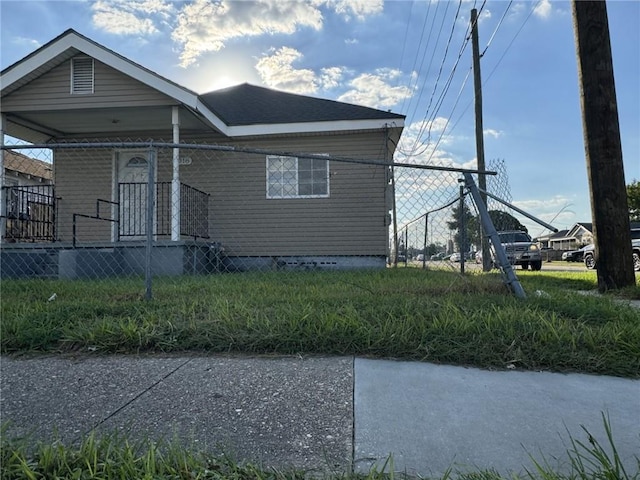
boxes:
[2,179,210,244]
[0,175,216,279]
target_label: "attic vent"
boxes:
[71,57,94,94]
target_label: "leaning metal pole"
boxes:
[478,188,558,233]
[463,173,526,298]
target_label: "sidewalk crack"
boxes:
[76,357,193,442]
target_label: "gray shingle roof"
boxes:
[200,83,405,126]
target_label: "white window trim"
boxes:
[266,155,330,199]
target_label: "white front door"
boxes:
[117,151,154,240]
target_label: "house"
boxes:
[4,149,53,185]
[545,222,594,250]
[536,221,640,254]
[0,29,405,277]
[2,150,55,242]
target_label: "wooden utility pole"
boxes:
[471,8,491,271]
[572,0,634,291]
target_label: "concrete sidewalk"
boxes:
[1,354,639,478]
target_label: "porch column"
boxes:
[0,114,6,244]
[171,106,180,241]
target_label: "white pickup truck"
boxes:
[496,230,543,271]
[476,230,543,270]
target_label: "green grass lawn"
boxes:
[2,269,639,377]
[2,269,639,479]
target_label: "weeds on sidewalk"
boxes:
[1,414,638,479]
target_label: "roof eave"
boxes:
[224,118,405,137]
[2,30,405,140]
[1,32,231,127]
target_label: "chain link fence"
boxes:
[1,141,529,296]
[391,158,518,271]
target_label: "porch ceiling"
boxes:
[4,105,212,143]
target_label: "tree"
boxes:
[449,207,527,251]
[488,210,527,233]
[627,180,640,222]
[447,203,476,251]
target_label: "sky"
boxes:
[1,0,639,237]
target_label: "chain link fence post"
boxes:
[145,147,156,300]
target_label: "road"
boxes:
[406,260,593,272]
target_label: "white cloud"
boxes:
[91,0,174,35]
[172,0,323,67]
[410,118,449,135]
[484,128,503,139]
[91,0,384,67]
[533,0,553,20]
[256,51,413,107]
[320,66,344,89]
[12,37,41,49]
[478,8,492,24]
[338,68,413,109]
[255,47,318,94]
[318,0,383,21]
[93,10,157,35]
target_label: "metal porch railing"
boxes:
[2,185,56,242]
[118,182,210,240]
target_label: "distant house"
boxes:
[4,150,53,186]
[547,222,594,250]
[536,229,569,250]
[0,29,405,275]
[537,221,640,252]
[2,150,55,242]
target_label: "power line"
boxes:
[402,0,448,126]
[446,0,541,143]
[407,0,464,156]
[481,0,513,58]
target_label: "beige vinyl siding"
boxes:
[177,131,391,256]
[1,59,176,111]
[55,148,114,243]
[51,129,395,256]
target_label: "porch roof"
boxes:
[1,29,405,143]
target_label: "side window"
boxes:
[266,155,329,199]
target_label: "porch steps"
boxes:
[0,248,59,279]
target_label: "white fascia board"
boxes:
[565,223,585,238]
[224,118,405,138]
[1,38,73,89]
[194,98,229,134]
[1,33,227,128]
[72,35,200,109]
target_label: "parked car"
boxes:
[562,245,589,262]
[416,254,425,261]
[583,229,640,271]
[477,231,542,270]
[430,252,446,260]
[449,252,461,262]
